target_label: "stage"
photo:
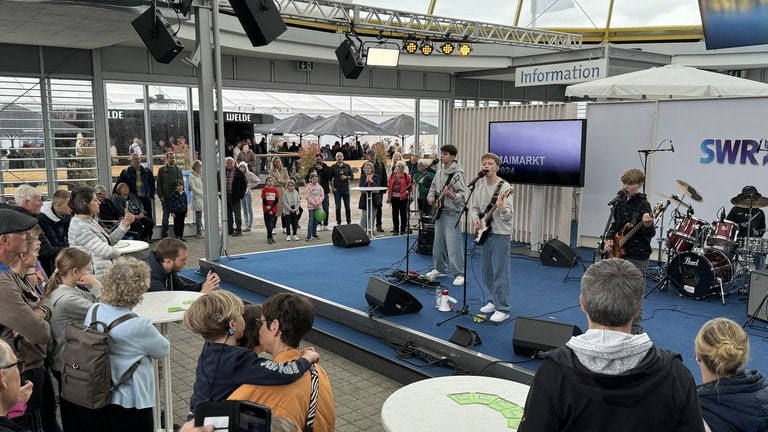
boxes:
[183,233,768,385]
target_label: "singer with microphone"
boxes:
[604,168,655,335]
[425,144,467,286]
[413,158,436,218]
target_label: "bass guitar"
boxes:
[608,202,664,259]
[474,188,514,245]
[431,173,462,221]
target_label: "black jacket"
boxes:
[698,369,768,432]
[306,163,332,193]
[0,417,29,432]
[113,164,156,198]
[143,251,202,293]
[218,168,247,202]
[519,345,704,432]
[607,192,656,260]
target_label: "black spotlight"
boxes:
[228,0,288,47]
[132,7,184,64]
[335,39,364,80]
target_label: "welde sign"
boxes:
[515,59,607,87]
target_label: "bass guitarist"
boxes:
[470,153,514,323]
[425,144,467,287]
[604,168,655,335]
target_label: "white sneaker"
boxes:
[292,235,299,241]
[479,302,496,313]
[452,275,465,286]
[425,269,447,279]
[286,236,291,241]
[490,311,510,323]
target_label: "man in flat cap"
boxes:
[0,209,59,431]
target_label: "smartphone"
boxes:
[194,401,271,432]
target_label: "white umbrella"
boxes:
[565,64,768,100]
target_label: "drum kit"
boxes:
[652,180,768,302]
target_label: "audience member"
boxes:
[95,185,123,231]
[221,157,246,237]
[365,149,387,232]
[0,209,57,432]
[229,293,335,432]
[239,161,261,233]
[387,160,412,236]
[357,162,380,233]
[183,291,319,419]
[156,152,183,239]
[113,153,155,219]
[36,189,71,250]
[76,258,170,432]
[167,180,188,241]
[305,154,331,231]
[189,160,205,239]
[68,187,134,278]
[144,238,218,293]
[261,176,279,244]
[304,173,323,241]
[269,157,291,234]
[330,152,353,226]
[518,258,704,431]
[695,317,768,431]
[413,159,435,217]
[0,339,34,432]
[5,185,61,276]
[113,182,154,243]
[44,248,99,432]
[282,180,301,241]
[237,144,259,174]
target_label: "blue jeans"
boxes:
[360,207,377,231]
[482,233,511,313]
[626,257,647,333]
[161,199,171,237]
[194,210,203,234]
[334,189,351,225]
[242,193,253,228]
[307,209,318,238]
[433,209,464,276]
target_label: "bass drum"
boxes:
[668,250,733,299]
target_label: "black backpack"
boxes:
[60,304,140,409]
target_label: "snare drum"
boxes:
[668,216,707,252]
[739,237,768,255]
[708,220,738,246]
[668,249,733,299]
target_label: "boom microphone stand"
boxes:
[438,180,496,326]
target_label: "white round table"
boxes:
[134,291,204,432]
[381,376,530,432]
[115,239,149,255]
[352,186,388,236]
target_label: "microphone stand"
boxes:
[637,139,673,195]
[438,181,497,326]
[597,197,619,263]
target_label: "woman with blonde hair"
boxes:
[45,247,100,431]
[269,156,291,234]
[76,258,169,432]
[695,317,768,431]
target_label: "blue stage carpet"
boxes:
[194,235,768,381]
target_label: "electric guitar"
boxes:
[474,188,514,245]
[431,174,462,221]
[608,202,664,259]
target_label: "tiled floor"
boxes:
[168,190,408,430]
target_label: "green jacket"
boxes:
[156,164,183,198]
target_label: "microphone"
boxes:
[467,170,488,188]
[670,141,674,153]
[429,159,439,167]
[720,207,726,222]
[608,189,626,206]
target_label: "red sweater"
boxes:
[388,173,411,201]
[261,186,280,215]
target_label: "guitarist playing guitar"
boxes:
[470,153,515,323]
[604,168,657,335]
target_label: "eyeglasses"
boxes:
[1,360,24,374]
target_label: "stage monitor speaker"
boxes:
[449,325,482,347]
[332,224,370,248]
[228,0,287,47]
[335,39,364,79]
[365,277,423,315]
[513,316,582,357]
[132,7,184,64]
[540,238,579,267]
[748,270,768,322]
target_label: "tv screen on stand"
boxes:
[488,119,586,187]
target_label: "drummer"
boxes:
[726,185,767,268]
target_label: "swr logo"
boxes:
[700,139,767,165]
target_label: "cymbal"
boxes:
[731,194,768,208]
[655,192,691,209]
[676,179,703,202]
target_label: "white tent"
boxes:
[565,64,768,100]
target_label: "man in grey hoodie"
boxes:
[518,258,703,432]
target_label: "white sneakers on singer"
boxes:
[490,311,510,323]
[452,275,465,286]
[425,269,447,279]
[479,302,496,313]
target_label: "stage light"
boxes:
[366,47,400,67]
[403,39,418,54]
[172,0,193,16]
[420,40,433,56]
[458,42,472,56]
[439,42,454,55]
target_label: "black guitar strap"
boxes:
[480,181,506,218]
